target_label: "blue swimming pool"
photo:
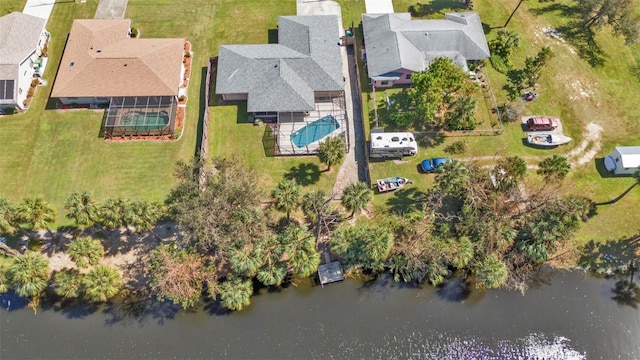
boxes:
[290,115,340,148]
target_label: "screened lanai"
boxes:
[105,96,177,137]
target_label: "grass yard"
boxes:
[363,0,640,243]
[0,0,26,16]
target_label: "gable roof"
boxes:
[362,12,490,80]
[51,19,184,98]
[216,15,343,113]
[0,12,47,80]
[614,146,640,169]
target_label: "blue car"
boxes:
[420,157,450,172]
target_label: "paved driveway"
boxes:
[22,0,55,19]
[364,0,394,14]
[94,0,128,19]
[296,0,342,17]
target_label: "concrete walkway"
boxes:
[22,0,56,19]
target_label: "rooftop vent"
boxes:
[69,62,74,66]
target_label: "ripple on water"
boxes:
[312,331,586,359]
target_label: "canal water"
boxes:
[1,269,638,359]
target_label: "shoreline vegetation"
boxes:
[1,157,638,313]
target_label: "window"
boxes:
[405,74,411,80]
[0,80,15,100]
[380,80,389,86]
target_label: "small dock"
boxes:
[317,261,344,287]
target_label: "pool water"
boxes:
[290,115,340,148]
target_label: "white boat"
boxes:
[376,177,412,193]
[526,132,571,147]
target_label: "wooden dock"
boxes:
[317,261,344,287]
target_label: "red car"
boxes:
[526,116,559,131]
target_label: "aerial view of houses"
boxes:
[0,0,639,358]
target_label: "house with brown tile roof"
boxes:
[0,12,49,112]
[51,19,186,137]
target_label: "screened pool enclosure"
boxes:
[105,96,177,137]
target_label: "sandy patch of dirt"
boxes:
[37,222,182,290]
[567,122,603,166]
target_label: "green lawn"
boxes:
[0,0,26,16]
[363,0,640,243]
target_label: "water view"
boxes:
[2,269,638,359]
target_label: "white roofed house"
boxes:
[361,12,490,88]
[216,15,347,156]
[0,12,49,112]
[604,146,640,175]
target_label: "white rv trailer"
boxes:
[369,131,417,159]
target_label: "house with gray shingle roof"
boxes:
[216,15,346,155]
[0,12,49,111]
[362,12,490,88]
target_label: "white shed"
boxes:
[604,146,640,175]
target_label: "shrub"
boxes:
[444,140,468,155]
[130,27,139,37]
[27,87,35,98]
[31,79,40,87]
[178,95,186,102]
[184,51,191,58]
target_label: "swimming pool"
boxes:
[290,115,340,148]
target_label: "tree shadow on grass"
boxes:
[557,22,606,67]
[416,132,445,148]
[408,0,467,17]
[284,162,321,186]
[578,235,639,273]
[385,187,427,214]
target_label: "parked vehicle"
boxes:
[375,177,412,193]
[526,116,559,131]
[370,131,417,159]
[420,157,450,172]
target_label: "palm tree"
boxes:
[288,240,320,277]
[64,192,99,229]
[100,198,129,232]
[229,247,262,277]
[81,265,121,302]
[256,263,288,286]
[272,179,301,222]
[67,236,104,268]
[127,200,163,233]
[53,269,83,298]
[341,181,373,218]
[219,276,253,311]
[16,197,56,240]
[317,136,346,171]
[474,255,508,289]
[537,155,571,182]
[6,252,50,304]
[279,225,320,277]
[0,197,17,234]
